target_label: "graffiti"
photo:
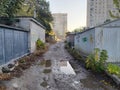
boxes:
[82,37,87,42]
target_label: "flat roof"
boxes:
[0,24,28,32]
[0,16,46,30]
[15,16,46,30]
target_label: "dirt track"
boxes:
[3,41,118,90]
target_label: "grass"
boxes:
[45,60,51,67]
[107,63,120,78]
[19,59,26,63]
[43,69,51,74]
[40,81,48,87]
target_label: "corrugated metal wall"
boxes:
[74,29,95,54]
[74,26,120,62]
[0,27,28,65]
[94,27,120,62]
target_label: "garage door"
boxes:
[0,28,29,65]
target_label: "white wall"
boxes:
[30,21,45,53]
[17,18,30,31]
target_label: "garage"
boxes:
[0,25,29,65]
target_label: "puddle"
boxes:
[53,60,76,75]
[60,61,76,75]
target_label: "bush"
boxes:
[64,40,67,43]
[65,45,82,60]
[107,63,120,77]
[64,43,69,49]
[36,39,45,50]
[85,48,108,72]
[71,49,82,60]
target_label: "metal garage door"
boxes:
[0,27,29,65]
[0,29,5,64]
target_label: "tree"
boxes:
[109,0,120,18]
[0,0,53,33]
[18,0,53,32]
[36,0,53,32]
[0,0,25,17]
[73,27,85,33]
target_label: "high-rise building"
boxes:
[52,13,67,39]
[87,0,117,28]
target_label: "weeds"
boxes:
[36,38,45,50]
[65,42,82,61]
[85,48,108,72]
[107,63,120,78]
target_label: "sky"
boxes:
[47,0,87,31]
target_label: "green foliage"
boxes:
[109,0,120,18]
[64,43,69,49]
[73,27,85,33]
[65,42,73,48]
[86,48,108,72]
[0,17,19,25]
[36,0,53,22]
[0,0,25,17]
[71,49,82,60]
[0,0,53,32]
[65,43,82,60]
[36,38,45,50]
[36,0,53,32]
[64,40,67,43]
[113,0,120,10]
[19,0,53,32]
[19,59,26,63]
[107,63,120,77]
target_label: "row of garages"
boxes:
[67,18,120,63]
[0,17,45,66]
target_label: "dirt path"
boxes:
[4,41,118,90]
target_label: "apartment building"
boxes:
[87,0,117,28]
[52,13,67,39]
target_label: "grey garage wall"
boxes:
[0,27,28,65]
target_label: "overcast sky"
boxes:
[47,0,87,31]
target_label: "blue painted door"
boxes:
[24,32,28,53]
[14,31,20,58]
[0,29,5,65]
[0,28,29,65]
[5,29,14,62]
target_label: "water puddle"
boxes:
[53,60,76,75]
[60,61,76,75]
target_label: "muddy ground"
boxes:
[1,41,119,90]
